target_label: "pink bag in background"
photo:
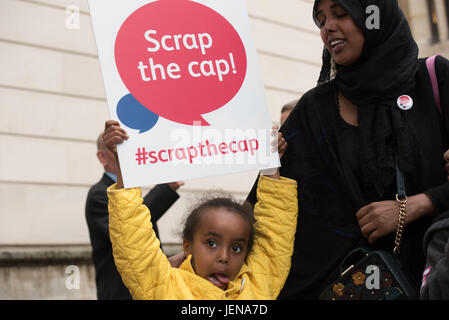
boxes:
[426,55,442,115]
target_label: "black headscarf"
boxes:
[312,0,423,197]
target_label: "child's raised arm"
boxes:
[102,120,128,188]
[245,131,298,299]
[103,121,174,299]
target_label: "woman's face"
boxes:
[315,0,365,66]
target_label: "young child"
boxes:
[103,120,298,299]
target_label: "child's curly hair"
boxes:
[182,193,256,255]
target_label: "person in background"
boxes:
[85,132,183,300]
[420,151,449,299]
[420,210,449,299]
[280,99,298,126]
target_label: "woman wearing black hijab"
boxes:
[247,0,449,299]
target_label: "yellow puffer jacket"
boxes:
[107,175,298,300]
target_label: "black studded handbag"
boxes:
[319,161,419,300]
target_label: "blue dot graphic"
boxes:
[116,94,159,134]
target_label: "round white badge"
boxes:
[397,95,413,111]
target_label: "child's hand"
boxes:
[271,125,287,159]
[103,120,129,188]
[277,132,287,159]
[103,120,129,157]
[265,126,288,179]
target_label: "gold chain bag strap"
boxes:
[393,194,407,255]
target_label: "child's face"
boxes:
[183,208,251,290]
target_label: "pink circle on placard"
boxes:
[115,0,247,126]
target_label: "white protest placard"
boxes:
[88,0,279,188]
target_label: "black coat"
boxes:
[85,173,179,300]
[247,57,449,299]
